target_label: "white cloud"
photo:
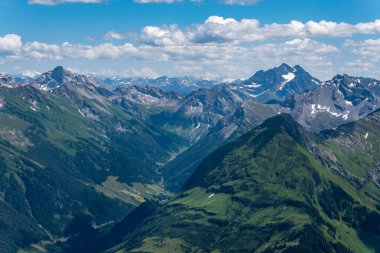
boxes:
[0,34,22,56]
[133,0,207,3]
[133,0,182,3]
[103,31,124,41]
[344,39,380,62]
[23,41,61,59]
[28,0,105,5]
[16,35,337,78]
[23,41,143,60]
[137,17,380,46]
[223,0,261,6]
[5,16,380,79]
[140,25,186,46]
[205,16,238,25]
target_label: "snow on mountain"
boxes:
[0,73,18,88]
[22,70,41,79]
[291,74,380,132]
[279,72,296,90]
[32,66,100,91]
[232,63,321,102]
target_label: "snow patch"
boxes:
[365,133,369,139]
[77,108,86,118]
[207,193,215,199]
[186,105,203,115]
[311,104,350,120]
[29,100,38,111]
[278,72,295,90]
[345,100,353,106]
[245,83,262,88]
[342,111,350,120]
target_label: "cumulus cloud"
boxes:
[4,16,380,78]
[0,34,22,57]
[223,0,261,6]
[23,41,140,60]
[140,25,187,46]
[133,0,182,3]
[133,0,204,3]
[131,17,380,47]
[153,38,338,78]
[344,39,380,62]
[28,0,105,5]
[103,31,124,41]
[17,36,337,74]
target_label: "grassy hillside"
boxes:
[101,114,380,253]
[0,85,187,253]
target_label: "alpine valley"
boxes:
[1,64,380,253]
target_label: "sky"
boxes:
[1,0,380,80]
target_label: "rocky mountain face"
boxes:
[150,85,245,141]
[157,87,277,191]
[231,63,321,102]
[0,73,18,88]
[104,81,278,191]
[291,74,380,132]
[111,85,183,118]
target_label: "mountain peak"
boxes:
[32,66,99,91]
[183,113,305,190]
[154,75,169,81]
[259,113,305,142]
[51,66,67,84]
[53,65,65,72]
[293,64,306,72]
[239,64,320,102]
[278,63,293,71]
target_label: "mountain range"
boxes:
[99,75,221,95]
[1,64,380,252]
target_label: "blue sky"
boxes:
[1,0,380,79]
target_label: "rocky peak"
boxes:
[236,64,320,102]
[33,66,99,91]
[51,66,66,84]
[278,63,294,72]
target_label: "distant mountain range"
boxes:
[1,64,380,252]
[98,75,222,95]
